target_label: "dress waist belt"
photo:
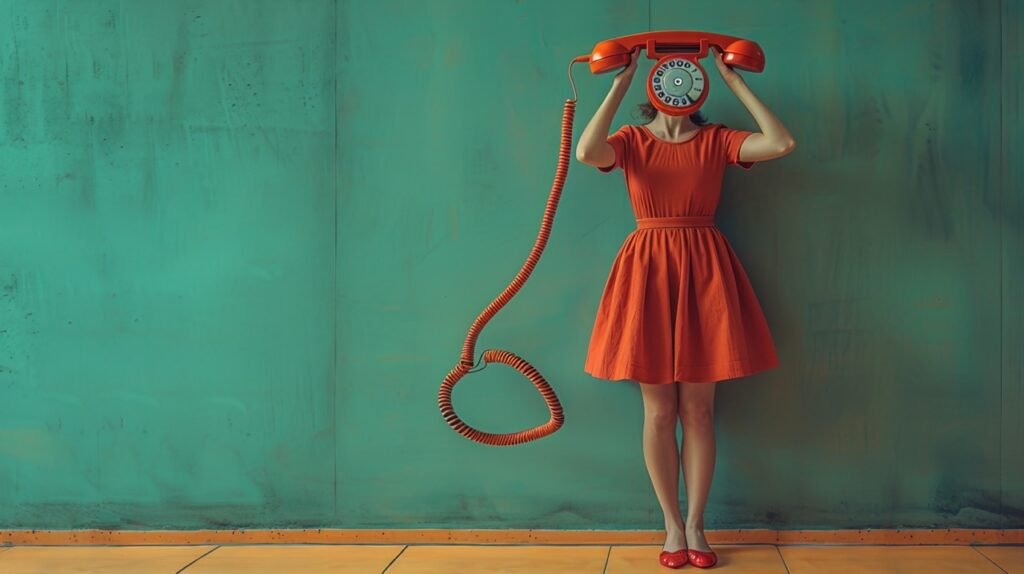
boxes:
[635,216,716,229]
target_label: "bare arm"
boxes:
[575,47,641,168]
[712,46,796,162]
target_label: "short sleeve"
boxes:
[719,126,755,170]
[597,126,631,173]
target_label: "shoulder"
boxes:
[706,122,750,135]
[703,123,749,144]
[703,123,729,134]
[608,124,640,143]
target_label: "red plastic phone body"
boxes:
[584,31,765,116]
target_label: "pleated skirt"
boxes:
[584,220,780,384]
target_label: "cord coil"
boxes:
[438,63,583,446]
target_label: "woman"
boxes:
[576,45,795,569]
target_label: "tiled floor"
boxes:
[0,543,1021,573]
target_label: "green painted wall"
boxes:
[0,0,1020,530]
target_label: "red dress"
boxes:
[583,123,780,384]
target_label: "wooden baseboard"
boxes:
[1,529,1023,546]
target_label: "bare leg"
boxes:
[678,380,717,552]
[638,381,687,553]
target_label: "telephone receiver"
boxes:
[440,31,765,447]
[575,31,766,116]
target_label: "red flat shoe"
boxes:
[659,548,689,569]
[687,548,718,568]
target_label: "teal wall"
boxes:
[0,0,1021,530]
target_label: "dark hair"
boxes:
[635,101,709,126]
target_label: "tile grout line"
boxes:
[380,545,408,573]
[601,545,611,574]
[775,544,793,574]
[971,545,1009,574]
[176,545,221,574]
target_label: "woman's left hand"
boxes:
[707,45,797,162]
[711,46,741,83]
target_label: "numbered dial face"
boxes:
[648,56,706,114]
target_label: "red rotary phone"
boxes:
[440,31,764,447]
[583,31,765,116]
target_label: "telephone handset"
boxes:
[579,31,765,116]
[440,31,765,447]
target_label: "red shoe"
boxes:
[659,548,689,569]
[686,548,717,568]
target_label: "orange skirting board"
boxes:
[1,528,1022,546]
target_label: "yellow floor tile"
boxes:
[386,544,609,574]
[606,544,786,573]
[184,544,405,573]
[974,545,1024,574]
[0,545,215,574]
[780,545,1006,574]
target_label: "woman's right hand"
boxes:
[577,48,639,168]
[613,46,642,84]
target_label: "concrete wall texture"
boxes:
[0,0,1021,530]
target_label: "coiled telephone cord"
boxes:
[437,58,587,446]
